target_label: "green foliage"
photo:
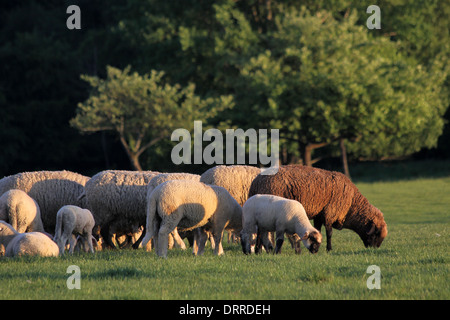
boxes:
[71,65,233,170]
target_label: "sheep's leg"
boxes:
[86,232,95,253]
[260,231,273,253]
[68,235,77,254]
[132,226,146,249]
[100,223,116,249]
[195,228,209,256]
[172,228,186,250]
[325,224,333,252]
[275,231,285,254]
[157,218,178,258]
[212,229,225,256]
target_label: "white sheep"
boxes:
[241,195,322,255]
[0,189,45,233]
[142,180,242,257]
[82,170,160,249]
[53,205,95,254]
[200,165,261,206]
[145,172,201,250]
[0,220,59,257]
[0,170,89,233]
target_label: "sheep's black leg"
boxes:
[100,222,116,249]
[325,224,333,252]
[314,216,323,232]
[132,225,146,249]
[275,232,284,254]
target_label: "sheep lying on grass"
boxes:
[0,220,59,257]
[54,205,95,254]
[249,165,388,251]
[0,189,45,233]
[241,195,322,255]
[142,180,242,257]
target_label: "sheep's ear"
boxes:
[300,232,309,240]
[367,223,376,235]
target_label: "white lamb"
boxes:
[241,195,322,255]
[0,220,59,257]
[0,189,45,233]
[53,205,95,254]
[142,180,242,257]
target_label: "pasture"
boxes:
[0,162,448,300]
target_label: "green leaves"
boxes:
[71,65,233,170]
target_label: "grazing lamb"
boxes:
[0,170,89,233]
[82,170,160,248]
[241,195,322,255]
[0,220,59,257]
[146,172,201,250]
[54,205,95,254]
[248,165,388,251]
[0,189,45,233]
[142,180,242,257]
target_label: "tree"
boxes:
[238,8,449,175]
[71,66,233,171]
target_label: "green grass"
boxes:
[1,165,449,300]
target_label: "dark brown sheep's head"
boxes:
[301,230,322,253]
[362,219,388,248]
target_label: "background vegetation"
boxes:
[0,0,449,177]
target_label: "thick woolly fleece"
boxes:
[248,165,387,250]
[200,165,261,206]
[241,194,322,254]
[0,220,59,257]
[0,170,89,233]
[83,170,160,248]
[54,205,95,254]
[142,180,242,257]
[0,189,45,233]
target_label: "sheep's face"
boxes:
[302,230,322,254]
[363,221,388,248]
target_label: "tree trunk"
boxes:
[339,138,351,179]
[300,142,329,167]
[128,153,143,171]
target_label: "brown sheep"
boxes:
[248,165,388,251]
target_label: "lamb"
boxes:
[82,170,160,248]
[248,165,388,251]
[0,170,89,233]
[53,205,95,254]
[241,195,322,255]
[146,172,201,250]
[0,189,45,233]
[0,220,59,257]
[141,180,242,257]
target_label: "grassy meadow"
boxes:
[0,161,448,300]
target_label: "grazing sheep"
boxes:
[0,171,89,233]
[54,205,95,254]
[82,170,160,248]
[241,195,322,255]
[200,165,261,206]
[142,180,242,257]
[146,172,201,250]
[0,220,59,257]
[248,165,388,251]
[0,189,45,233]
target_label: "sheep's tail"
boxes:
[54,211,63,241]
[141,194,159,251]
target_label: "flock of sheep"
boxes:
[0,165,388,258]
